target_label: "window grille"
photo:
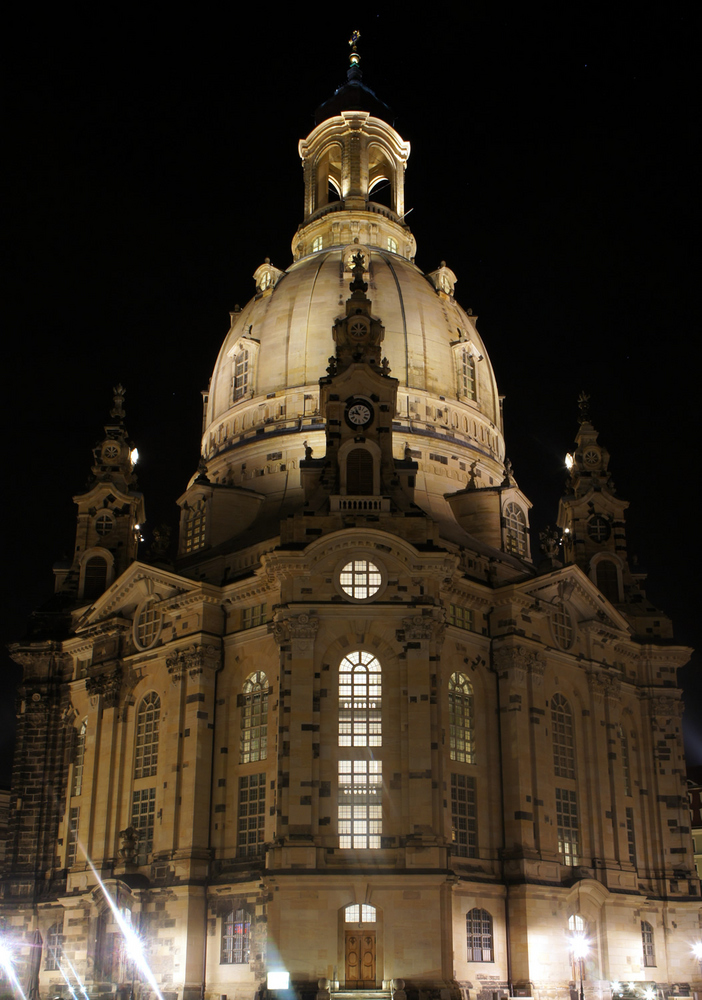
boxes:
[449,604,473,630]
[131,788,156,863]
[240,672,268,763]
[339,652,382,747]
[619,724,632,795]
[556,788,580,865]
[338,760,382,849]
[221,909,251,964]
[626,807,636,865]
[466,908,493,962]
[641,921,656,966]
[233,350,249,400]
[551,694,575,778]
[66,806,80,867]
[134,693,160,779]
[72,719,87,797]
[449,673,475,763]
[238,773,266,856]
[451,774,477,857]
[339,560,382,600]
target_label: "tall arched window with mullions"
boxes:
[338,651,382,747]
[134,692,160,779]
[240,671,268,764]
[449,672,474,763]
[551,694,575,779]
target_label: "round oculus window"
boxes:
[339,559,382,600]
[587,515,610,543]
[552,606,574,650]
[102,443,120,461]
[95,513,113,536]
[134,599,162,651]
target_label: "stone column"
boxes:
[166,641,222,877]
[86,663,123,867]
[399,615,445,844]
[492,642,543,859]
[271,613,320,859]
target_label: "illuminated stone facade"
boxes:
[2,49,699,1000]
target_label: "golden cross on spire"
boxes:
[349,29,361,66]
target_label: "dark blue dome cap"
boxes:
[314,31,396,125]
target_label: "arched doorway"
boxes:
[344,903,376,988]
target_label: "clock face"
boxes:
[583,448,600,467]
[346,401,373,426]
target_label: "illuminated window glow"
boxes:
[449,604,474,630]
[551,695,575,778]
[72,719,87,797]
[552,607,574,649]
[345,904,376,923]
[504,502,527,558]
[183,499,207,553]
[134,692,160,779]
[338,760,382,849]
[556,788,580,865]
[221,909,251,964]
[339,651,382,747]
[240,671,268,764]
[237,773,266,857]
[131,787,156,863]
[339,560,382,600]
[449,672,474,763]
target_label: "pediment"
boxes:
[74,561,204,633]
[520,564,630,634]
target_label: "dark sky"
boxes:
[3,8,699,782]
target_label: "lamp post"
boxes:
[571,934,589,1000]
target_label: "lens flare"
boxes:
[0,939,28,1000]
[79,841,164,1000]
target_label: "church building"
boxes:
[3,37,699,1000]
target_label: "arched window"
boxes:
[72,719,87,796]
[339,652,382,747]
[347,448,374,495]
[345,904,376,923]
[449,673,474,763]
[44,921,63,971]
[466,908,493,962]
[596,559,620,603]
[221,909,251,964]
[83,556,107,599]
[134,692,160,779]
[551,694,575,778]
[458,348,476,400]
[503,503,527,557]
[641,920,656,966]
[240,671,268,764]
[619,724,631,796]
[233,349,250,400]
[183,499,207,553]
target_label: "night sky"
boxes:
[3,8,699,784]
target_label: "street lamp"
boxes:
[692,942,702,977]
[571,933,589,1000]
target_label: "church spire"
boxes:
[53,386,145,604]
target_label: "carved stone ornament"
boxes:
[587,671,621,699]
[118,825,141,863]
[645,694,683,720]
[271,614,320,644]
[166,643,221,681]
[493,645,545,681]
[85,665,123,708]
[401,616,446,643]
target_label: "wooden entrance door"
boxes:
[345,929,376,987]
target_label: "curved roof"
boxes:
[207,248,500,429]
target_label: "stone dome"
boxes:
[197,103,507,539]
